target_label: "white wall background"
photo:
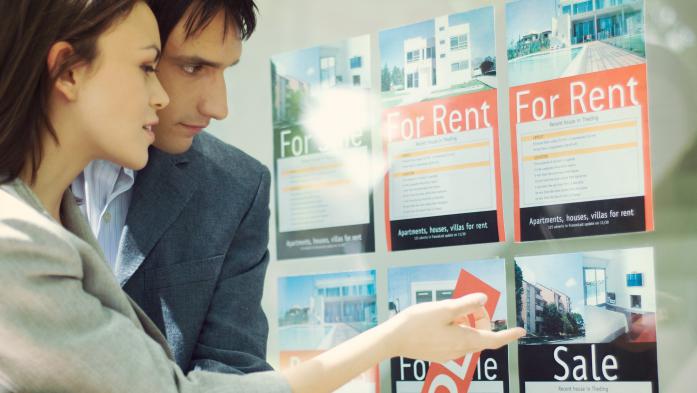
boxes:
[206,0,697,392]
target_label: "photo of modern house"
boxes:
[388,260,507,331]
[380,7,497,107]
[516,247,656,345]
[506,0,645,86]
[271,35,371,127]
[278,271,377,351]
[401,16,473,92]
[559,0,644,45]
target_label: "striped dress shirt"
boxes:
[71,160,135,272]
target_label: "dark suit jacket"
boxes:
[116,132,273,374]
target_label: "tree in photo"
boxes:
[381,64,391,92]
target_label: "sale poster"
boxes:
[515,247,659,393]
[388,260,509,393]
[271,35,375,259]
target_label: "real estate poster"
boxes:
[271,35,375,259]
[278,270,378,393]
[388,260,510,393]
[515,248,659,393]
[379,7,505,252]
[506,0,653,241]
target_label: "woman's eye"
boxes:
[141,64,157,74]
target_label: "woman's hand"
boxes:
[282,292,525,393]
[382,293,526,362]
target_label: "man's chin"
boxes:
[153,135,194,155]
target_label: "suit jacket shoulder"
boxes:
[190,132,270,201]
[121,133,273,373]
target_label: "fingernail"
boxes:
[478,293,488,305]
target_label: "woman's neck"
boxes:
[20,132,91,223]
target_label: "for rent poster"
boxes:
[379,7,505,252]
[515,248,659,393]
[271,35,375,259]
[278,270,378,393]
[388,260,509,393]
[506,0,653,241]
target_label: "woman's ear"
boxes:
[46,41,85,101]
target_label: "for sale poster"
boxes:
[278,270,378,393]
[379,7,505,252]
[515,247,659,393]
[271,35,375,259]
[388,260,509,393]
[506,0,653,241]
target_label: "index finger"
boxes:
[445,293,488,322]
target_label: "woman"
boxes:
[0,1,524,392]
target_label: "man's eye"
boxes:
[182,64,203,74]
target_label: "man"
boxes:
[71,0,272,374]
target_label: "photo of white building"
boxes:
[388,260,508,330]
[402,17,472,91]
[278,271,377,351]
[435,16,472,88]
[380,7,496,107]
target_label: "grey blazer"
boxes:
[118,132,273,374]
[0,179,290,393]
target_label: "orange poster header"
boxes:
[510,64,648,124]
[382,89,499,143]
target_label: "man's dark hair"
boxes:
[147,0,258,47]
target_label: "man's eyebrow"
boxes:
[141,45,162,62]
[171,55,240,69]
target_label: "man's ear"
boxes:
[46,41,86,101]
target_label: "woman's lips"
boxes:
[142,124,156,141]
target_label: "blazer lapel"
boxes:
[115,146,199,287]
[60,190,175,360]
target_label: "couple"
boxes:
[0,0,524,392]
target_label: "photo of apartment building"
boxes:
[271,35,371,127]
[520,280,572,335]
[516,247,656,345]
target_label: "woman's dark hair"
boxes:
[146,0,258,48]
[0,0,138,184]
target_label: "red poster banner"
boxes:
[382,90,505,251]
[509,64,653,242]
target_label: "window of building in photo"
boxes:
[350,56,362,69]
[450,34,468,50]
[320,56,336,87]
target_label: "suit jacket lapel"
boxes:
[115,146,199,287]
[60,190,175,360]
